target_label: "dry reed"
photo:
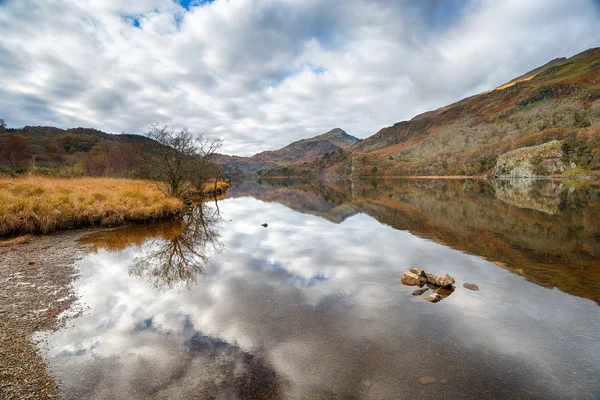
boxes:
[0,177,183,236]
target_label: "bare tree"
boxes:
[142,124,223,198]
[0,119,6,130]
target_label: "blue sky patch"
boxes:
[123,15,141,28]
[176,0,215,11]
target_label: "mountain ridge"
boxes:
[260,47,600,177]
[215,128,360,173]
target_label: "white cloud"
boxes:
[0,0,599,155]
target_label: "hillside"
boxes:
[216,128,359,173]
[262,47,600,177]
[0,126,160,177]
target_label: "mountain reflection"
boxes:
[41,187,600,399]
[230,177,600,304]
[82,201,224,289]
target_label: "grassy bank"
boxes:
[0,177,184,236]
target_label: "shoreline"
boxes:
[0,229,97,399]
[254,174,598,181]
[0,177,229,238]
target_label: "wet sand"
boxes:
[0,231,92,399]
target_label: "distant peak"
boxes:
[319,128,360,142]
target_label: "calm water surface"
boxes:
[39,179,600,399]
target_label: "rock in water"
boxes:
[425,272,438,285]
[412,288,429,296]
[463,283,480,291]
[434,285,455,298]
[409,267,426,278]
[423,293,442,303]
[402,270,426,286]
[261,223,268,228]
[436,273,455,287]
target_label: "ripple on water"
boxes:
[341,282,400,307]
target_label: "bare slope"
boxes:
[216,128,359,172]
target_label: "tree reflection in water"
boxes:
[130,201,224,289]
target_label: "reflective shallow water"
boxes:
[39,179,600,399]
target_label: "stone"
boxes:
[412,288,429,296]
[362,380,372,387]
[409,268,426,278]
[402,270,426,286]
[425,273,438,285]
[434,285,455,298]
[423,293,442,303]
[435,273,455,287]
[463,283,480,291]
[261,223,268,228]
[419,376,436,385]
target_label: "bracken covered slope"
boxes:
[216,128,359,173]
[264,48,600,177]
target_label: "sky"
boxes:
[1,0,600,156]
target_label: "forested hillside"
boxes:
[0,125,157,177]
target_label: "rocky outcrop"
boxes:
[492,140,572,177]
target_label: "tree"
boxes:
[1,134,30,168]
[0,119,6,130]
[143,124,223,198]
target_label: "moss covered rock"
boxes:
[493,140,571,177]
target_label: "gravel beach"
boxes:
[0,231,91,399]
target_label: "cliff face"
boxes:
[492,140,573,177]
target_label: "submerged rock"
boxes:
[423,293,442,303]
[419,376,437,385]
[402,270,426,286]
[412,287,429,296]
[463,283,480,291]
[433,285,455,298]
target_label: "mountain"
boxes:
[262,47,600,177]
[216,128,360,173]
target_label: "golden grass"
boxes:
[0,177,184,236]
[0,234,33,247]
[202,180,229,193]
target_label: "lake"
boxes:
[37,178,600,399]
